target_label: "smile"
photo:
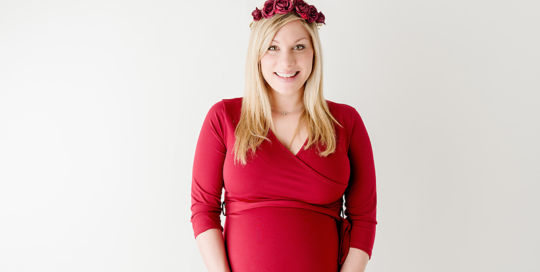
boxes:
[274,71,299,80]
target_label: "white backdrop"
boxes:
[1,0,538,271]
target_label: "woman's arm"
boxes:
[342,106,378,270]
[196,229,231,272]
[190,100,230,271]
[340,247,369,272]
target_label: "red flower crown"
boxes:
[250,0,325,27]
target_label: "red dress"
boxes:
[190,97,377,272]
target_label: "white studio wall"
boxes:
[0,0,538,271]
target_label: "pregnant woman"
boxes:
[190,1,377,271]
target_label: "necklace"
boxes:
[271,106,304,115]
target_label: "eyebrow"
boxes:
[271,37,308,44]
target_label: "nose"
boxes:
[278,49,295,67]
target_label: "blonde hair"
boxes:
[233,11,342,165]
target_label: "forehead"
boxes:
[272,21,311,44]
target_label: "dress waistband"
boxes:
[222,199,342,220]
[221,199,352,266]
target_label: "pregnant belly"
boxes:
[223,206,339,272]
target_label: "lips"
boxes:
[274,71,300,82]
[275,71,299,74]
[274,71,299,77]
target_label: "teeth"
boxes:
[276,71,298,78]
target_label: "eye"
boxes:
[268,45,306,51]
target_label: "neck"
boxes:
[268,88,305,113]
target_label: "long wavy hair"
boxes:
[233,10,342,166]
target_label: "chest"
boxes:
[270,112,309,156]
[222,124,351,205]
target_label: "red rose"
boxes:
[315,11,325,24]
[252,7,263,21]
[275,0,294,14]
[306,5,319,23]
[250,0,327,26]
[294,1,310,20]
[261,0,276,19]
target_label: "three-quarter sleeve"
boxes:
[344,107,378,259]
[190,100,227,239]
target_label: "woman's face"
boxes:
[260,20,314,96]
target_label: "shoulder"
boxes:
[222,97,243,112]
[325,99,362,125]
[325,100,370,142]
[326,99,358,114]
[207,97,242,116]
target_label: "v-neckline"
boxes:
[268,128,309,157]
